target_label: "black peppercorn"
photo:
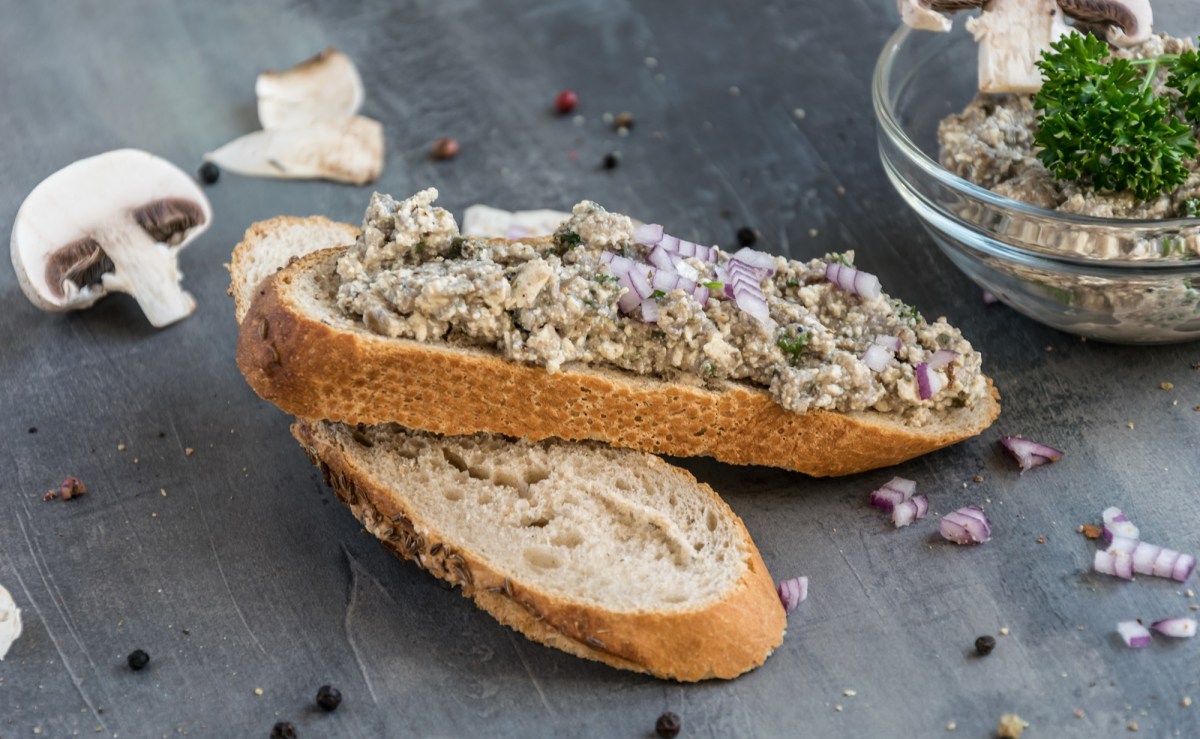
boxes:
[270,721,297,739]
[127,649,150,670]
[656,711,681,738]
[315,684,342,712]
[974,635,996,656]
[736,226,757,247]
[198,161,220,185]
[602,152,619,170]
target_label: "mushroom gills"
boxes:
[1057,0,1152,47]
[47,237,115,299]
[134,199,206,245]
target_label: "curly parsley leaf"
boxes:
[776,330,809,366]
[556,230,582,249]
[1034,33,1197,201]
[1168,46,1200,125]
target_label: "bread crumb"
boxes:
[1128,721,1138,731]
[836,185,846,196]
[1190,604,1199,611]
[974,475,984,483]
[946,721,956,731]
[1127,421,1136,429]
[729,85,741,96]
[1182,696,1192,707]
[843,689,857,697]
[997,713,1028,738]
[834,704,843,712]
[1186,589,1194,598]
[185,447,194,456]
[793,108,806,121]
[1074,708,1085,719]
[644,56,658,68]
[254,688,263,696]
[160,489,167,497]
[1080,524,1102,539]
[117,443,126,451]
[1045,345,1054,352]
[809,228,819,238]
[999,627,1010,636]
[1161,382,1174,390]
[1037,535,1046,544]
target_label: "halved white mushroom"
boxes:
[899,0,1154,93]
[0,584,23,661]
[205,116,384,186]
[11,149,212,327]
[256,47,364,129]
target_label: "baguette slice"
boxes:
[237,236,1000,476]
[292,419,785,681]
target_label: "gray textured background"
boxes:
[2,0,1199,737]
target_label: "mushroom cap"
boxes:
[11,149,212,312]
[205,116,384,185]
[1057,0,1152,46]
[256,47,364,129]
[898,0,986,32]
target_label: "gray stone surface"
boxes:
[1,0,1198,736]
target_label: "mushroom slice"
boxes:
[11,149,212,327]
[461,205,573,239]
[256,47,365,129]
[898,0,984,32]
[0,584,23,661]
[205,116,384,186]
[967,0,1073,93]
[1058,0,1152,47]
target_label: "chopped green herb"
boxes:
[414,240,427,256]
[776,330,809,366]
[1161,237,1186,257]
[1184,198,1200,218]
[786,278,800,288]
[702,281,724,291]
[557,231,583,249]
[829,253,852,267]
[650,289,667,299]
[701,360,717,378]
[595,273,620,283]
[896,301,921,323]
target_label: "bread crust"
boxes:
[239,247,1000,476]
[291,419,786,681]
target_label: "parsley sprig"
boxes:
[1034,33,1200,200]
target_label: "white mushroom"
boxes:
[205,116,384,186]
[256,47,364,129]
[11,149,212,327]
[0,584,23,661]
[899,0,1155,93]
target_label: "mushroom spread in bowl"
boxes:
[876,0,1200,343]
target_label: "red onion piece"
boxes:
[1118,620,1153,648]
[627,266,653,300]
[639,299,659,323]
[647,245,675,273]
[862,343,892,372]
[1152,618,1197,638]
[1174,554,1196,582]
[1095,549,1134,580]
[692,285,709,307]
[999,436,1063,472]
[892,494,928,528]
[674,259,700,282]
[731,247,777,274]
[915,362,946,400]
[726,260,775,329]
[927,349,959,370]
[982,289,998,305]
[824,262,881,300]
[777,576,808,615]
[873,335,903,352]
[1101,507,1140,542]
[1096,536,1196,582]
[1102,506,1132,524]
[870,476,916,511]
[939,505,990,545]
[616,273,641,314]
[633,223,664,245]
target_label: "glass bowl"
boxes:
[872,16,1200,344]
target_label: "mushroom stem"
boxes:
[96,220,195,327]
[966,0,1072,93]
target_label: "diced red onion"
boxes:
[1102,507,1132,524]
[627,266,653,300]
[893,494,928,528]
[692,285,709,307]
[1118,620,1153,648]
[1100,506,1140,542]
[777,576,808,615]
[639,299,659,323]
[915,362,946,400]
[1095,537,1196,583]
[648,245,675,273]
[873,335,903,352]
[824,262,881,300]
[999,436,1063,473]
[731,247,778,274]
[940,505,991,545]
[674,260,700,282]
[616,273,641,314]
[1094,549,1134,580]
[633,223,664,244]
[727,261,775,329]
[1151,618,1197,638]
[982,289,998,305]
[862,343,892,372]
[870,476,916,511]
[927,349,959,370]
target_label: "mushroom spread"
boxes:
[11,149,212,327]
[336,190,991,425]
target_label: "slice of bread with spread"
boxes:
[292,419,785,681]
[229,215,786,681]
[237,189,999,476]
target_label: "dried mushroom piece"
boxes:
[256,47,365,129]
[205,115,384,186]
[898,0,1154,92]
[11,149,212,327]
[0,584,22,660]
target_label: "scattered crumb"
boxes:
[572,115,585,127]
[117,443,126,452]
[617,126,629,137]
[1044,345,1054,352]
[997,713,1028,738]
[1193,405,1199,412]
[1128,721,1139,732]
[1127,421,1136,429]
[254,688,263,696]
[644,56,658,69]
[809,228,819,237]
[185,447,194,457]
[946,721,957,731]
[133,458,138,464]
[602,112,613,125]
[1186,589,1194,598]
[974,475,984,483]
[1074,708,1085,719]
[843,689,857,697]
[160,489,167,497]
[1191,361,1199,370]
[1190,604,1198,611]
[1183,696,1192,707]
[1037,535,1046,544]
[836,185,846,196]
[728,85,740,96]
[1080,524,1102,539]
[999,627,1010,636]
[1161,382,1174,390]
[793,108,806,120]
[834,704,843,712]
[151,512,157,518]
